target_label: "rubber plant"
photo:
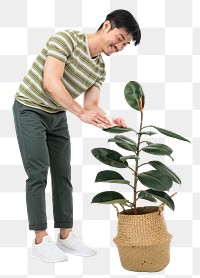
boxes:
[91,81,190,212]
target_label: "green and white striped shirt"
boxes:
[15,30,106,113]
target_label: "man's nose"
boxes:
[115,43,125,51]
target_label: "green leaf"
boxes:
[120,155,140,163]
[148,160,181,184]
[108,135,137,152]
[103,126,135,133]
[115,135,138,151]
[150,126,191,143]
[91,191,128,204]
[141,141,154,145]
[95,170,130,185]
[141,143,174,160]
[145,189,175,211]
[91,148,128,168]
[138,170,173,191]
[138,190,157,203]
[124,81,145,111]
[117,135,137,145]
[138,131,157,136]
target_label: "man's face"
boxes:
[101,21,133,56]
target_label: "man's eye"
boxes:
[117,37,121,41]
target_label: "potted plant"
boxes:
[91,81,190,272]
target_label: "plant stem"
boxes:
[127,184,135,190]
[133,104,144,211]
[142,125,151,129]
[138,162,149,168]
[128,166,135,173]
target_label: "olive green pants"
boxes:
[13,100,73,230]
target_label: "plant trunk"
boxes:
[133,107,143,211]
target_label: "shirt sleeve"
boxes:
[93,72,106,89]
[46,31,74,63]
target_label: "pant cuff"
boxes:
[54,222,73,228]
[29,223,47,230]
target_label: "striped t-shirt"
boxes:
[15,30,106,113]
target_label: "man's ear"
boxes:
[102,20,112,32]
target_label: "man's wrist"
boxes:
[77,108,86,118]
[65,97,85,117]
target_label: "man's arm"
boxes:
[43,56,111,128]
[84,86,127,128]
[84,86,106,114]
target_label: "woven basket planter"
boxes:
[113,206,172,272]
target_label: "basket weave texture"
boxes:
[113,206,172,272]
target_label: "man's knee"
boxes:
[26,167,49,188]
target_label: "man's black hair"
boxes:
[97,9,141,46]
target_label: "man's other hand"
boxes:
[112,117,127,128]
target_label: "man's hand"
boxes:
[83,87,127,129]
[112,117,127,128]
[79,109,114,129]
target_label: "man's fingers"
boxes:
[94,114,113,128]
[97,114,112,125]
[113,117,127,128]
[91,114,127,129]
[80,110,116,129]
[91,120,106,129]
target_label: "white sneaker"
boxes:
[57,231,97,257]
[30,235,68,263]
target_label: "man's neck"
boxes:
[87,33,102,58]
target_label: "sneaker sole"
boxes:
[57,244,97,257]
[30,249,68,263]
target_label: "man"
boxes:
[13,9,141,263]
